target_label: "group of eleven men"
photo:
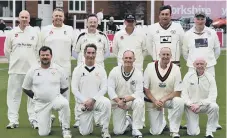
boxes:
[4,4,221,138]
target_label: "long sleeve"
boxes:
[213,31,221,59]
[131,71,144,99]
[141,33,148,57]
[112,34,119,57]
[103,34,110,59]
[182,32,189,61]
[4,32,12,59]
[181,73,193,106]
[178,24,185,58]
[143,64,151,89]
[200,77,217,106]
[93,68,108,100]
[107,69,118,100]
[71,68,87,103]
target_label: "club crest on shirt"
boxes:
[97,38,101,43]
[170,30,176,34]
[207,31,211,36]
[95,72,100,77]
[49,31,53,35]
[156,30,159,34]
[15,34,18,37]
[51,71,56,75]
[130,80,136,86]
[160,36,172,43]
[37,72,41,76]
[159,82,166,88]
[190,82,194,85]
[83,39,87,43]
[64,31,67,35]
[120,36,124,40]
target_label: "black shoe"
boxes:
[179,125,187,129]
[163,125,169,131]
[205,135,213,138]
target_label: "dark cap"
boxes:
[195,11,206,18]
[125,14,136,21]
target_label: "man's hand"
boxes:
[190,104,200,113]
[84,98,96,111]
[117,99,128,110]
[154,100,163,108]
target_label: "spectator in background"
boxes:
[0,19,6,31]
[96,8,104,31]
[107,16,116,34]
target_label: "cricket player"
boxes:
[108,50,144,138]
[72,13,109,67]
[112,14,147,71]
[144,47,184,138]
[181,58,219,138]
[146,5,184,66]
[71,44,111,138]
[72,13,109,128]
[4,10,39,129]
[182,11,220,76]
[39,8,74,100]
[22,46,72,138]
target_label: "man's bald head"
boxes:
[19,10,30,18]
[159,47,172,55]
[193,58,207,67]
[18,10,30,27]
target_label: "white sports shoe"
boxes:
[126,114,132,132]
[62,128,72,138]
[170,132,180,138]
[101,130,111,138]
[31,120,38,129]
[132,129,143,138]
[73,121,79,128]
[6,122,19,129]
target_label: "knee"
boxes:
[38,129,50,136]
[133,99,145,108]
[209,103,219,112]
[173,97,184,107]
[149,128,161,135]
[113,128,124,135]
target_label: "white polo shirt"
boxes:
[4,26,39,74]
[71,63,107,103]
[39,24,74,75]
[182,26,220,67]
[181,71,217,106]
[108,66,144,100]
[72,29,109,66]
[144,61,182,100]
[112,28,147,71]
[22,63,68,104]
[147,22,184,62]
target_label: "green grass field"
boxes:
[0,51,226,138]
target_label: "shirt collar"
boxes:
[85,29,100,35]
[192,25,208,34]
[15,25,31,33]
[122,27,137,36]
[51,24,65,29]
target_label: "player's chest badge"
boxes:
[159,82,166,88]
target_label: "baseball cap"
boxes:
[125,14,136,21]
[195,11,206,18]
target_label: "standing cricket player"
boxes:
[144,47,184,138]
[182,58,219,138]
[146,5,184,66]
[112,14,147,71]
[182,11,220,76]
[71,44,111,138]
[4,10,39,129]
[108,50,144,138]
[22,46,72,138]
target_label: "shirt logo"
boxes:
[51,71,56,75]
[49,31,53,35]
[190,82,194,85]
[64,31,67,35]
[130,80,136,86]
[170,30,176,34]
[31,36,34,40]
[156,30,159,34]
[195,38,208,48]
[160,36,172,43]
[159,82,166,88]
[37,72,41,76]
[120,36,124,40]
[98,38,101,43]
[15,34,18,37]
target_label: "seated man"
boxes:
[107,16,116,33]
[108,50,144,138]
[71,44,111,138]
[182,58,219,138]
[22,46,72,138]
[144,47,184,138]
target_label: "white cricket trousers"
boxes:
[36,95,70,136]
[112,99,145,135]
[7,74,36,123]
[78,96,111,135]
[185,103,219,136]
[146,97,184,135]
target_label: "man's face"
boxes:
[194,16,206,29]
[40,50,52,65]
[159,9,171,25]
[87,17,98,30]
[125,19,135,28]
[159,48,172,64]
[194,59,206,74]
[84,47,96,63]
[52,11,64,26]
[19,11,30,26]
[122,51,135,67]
